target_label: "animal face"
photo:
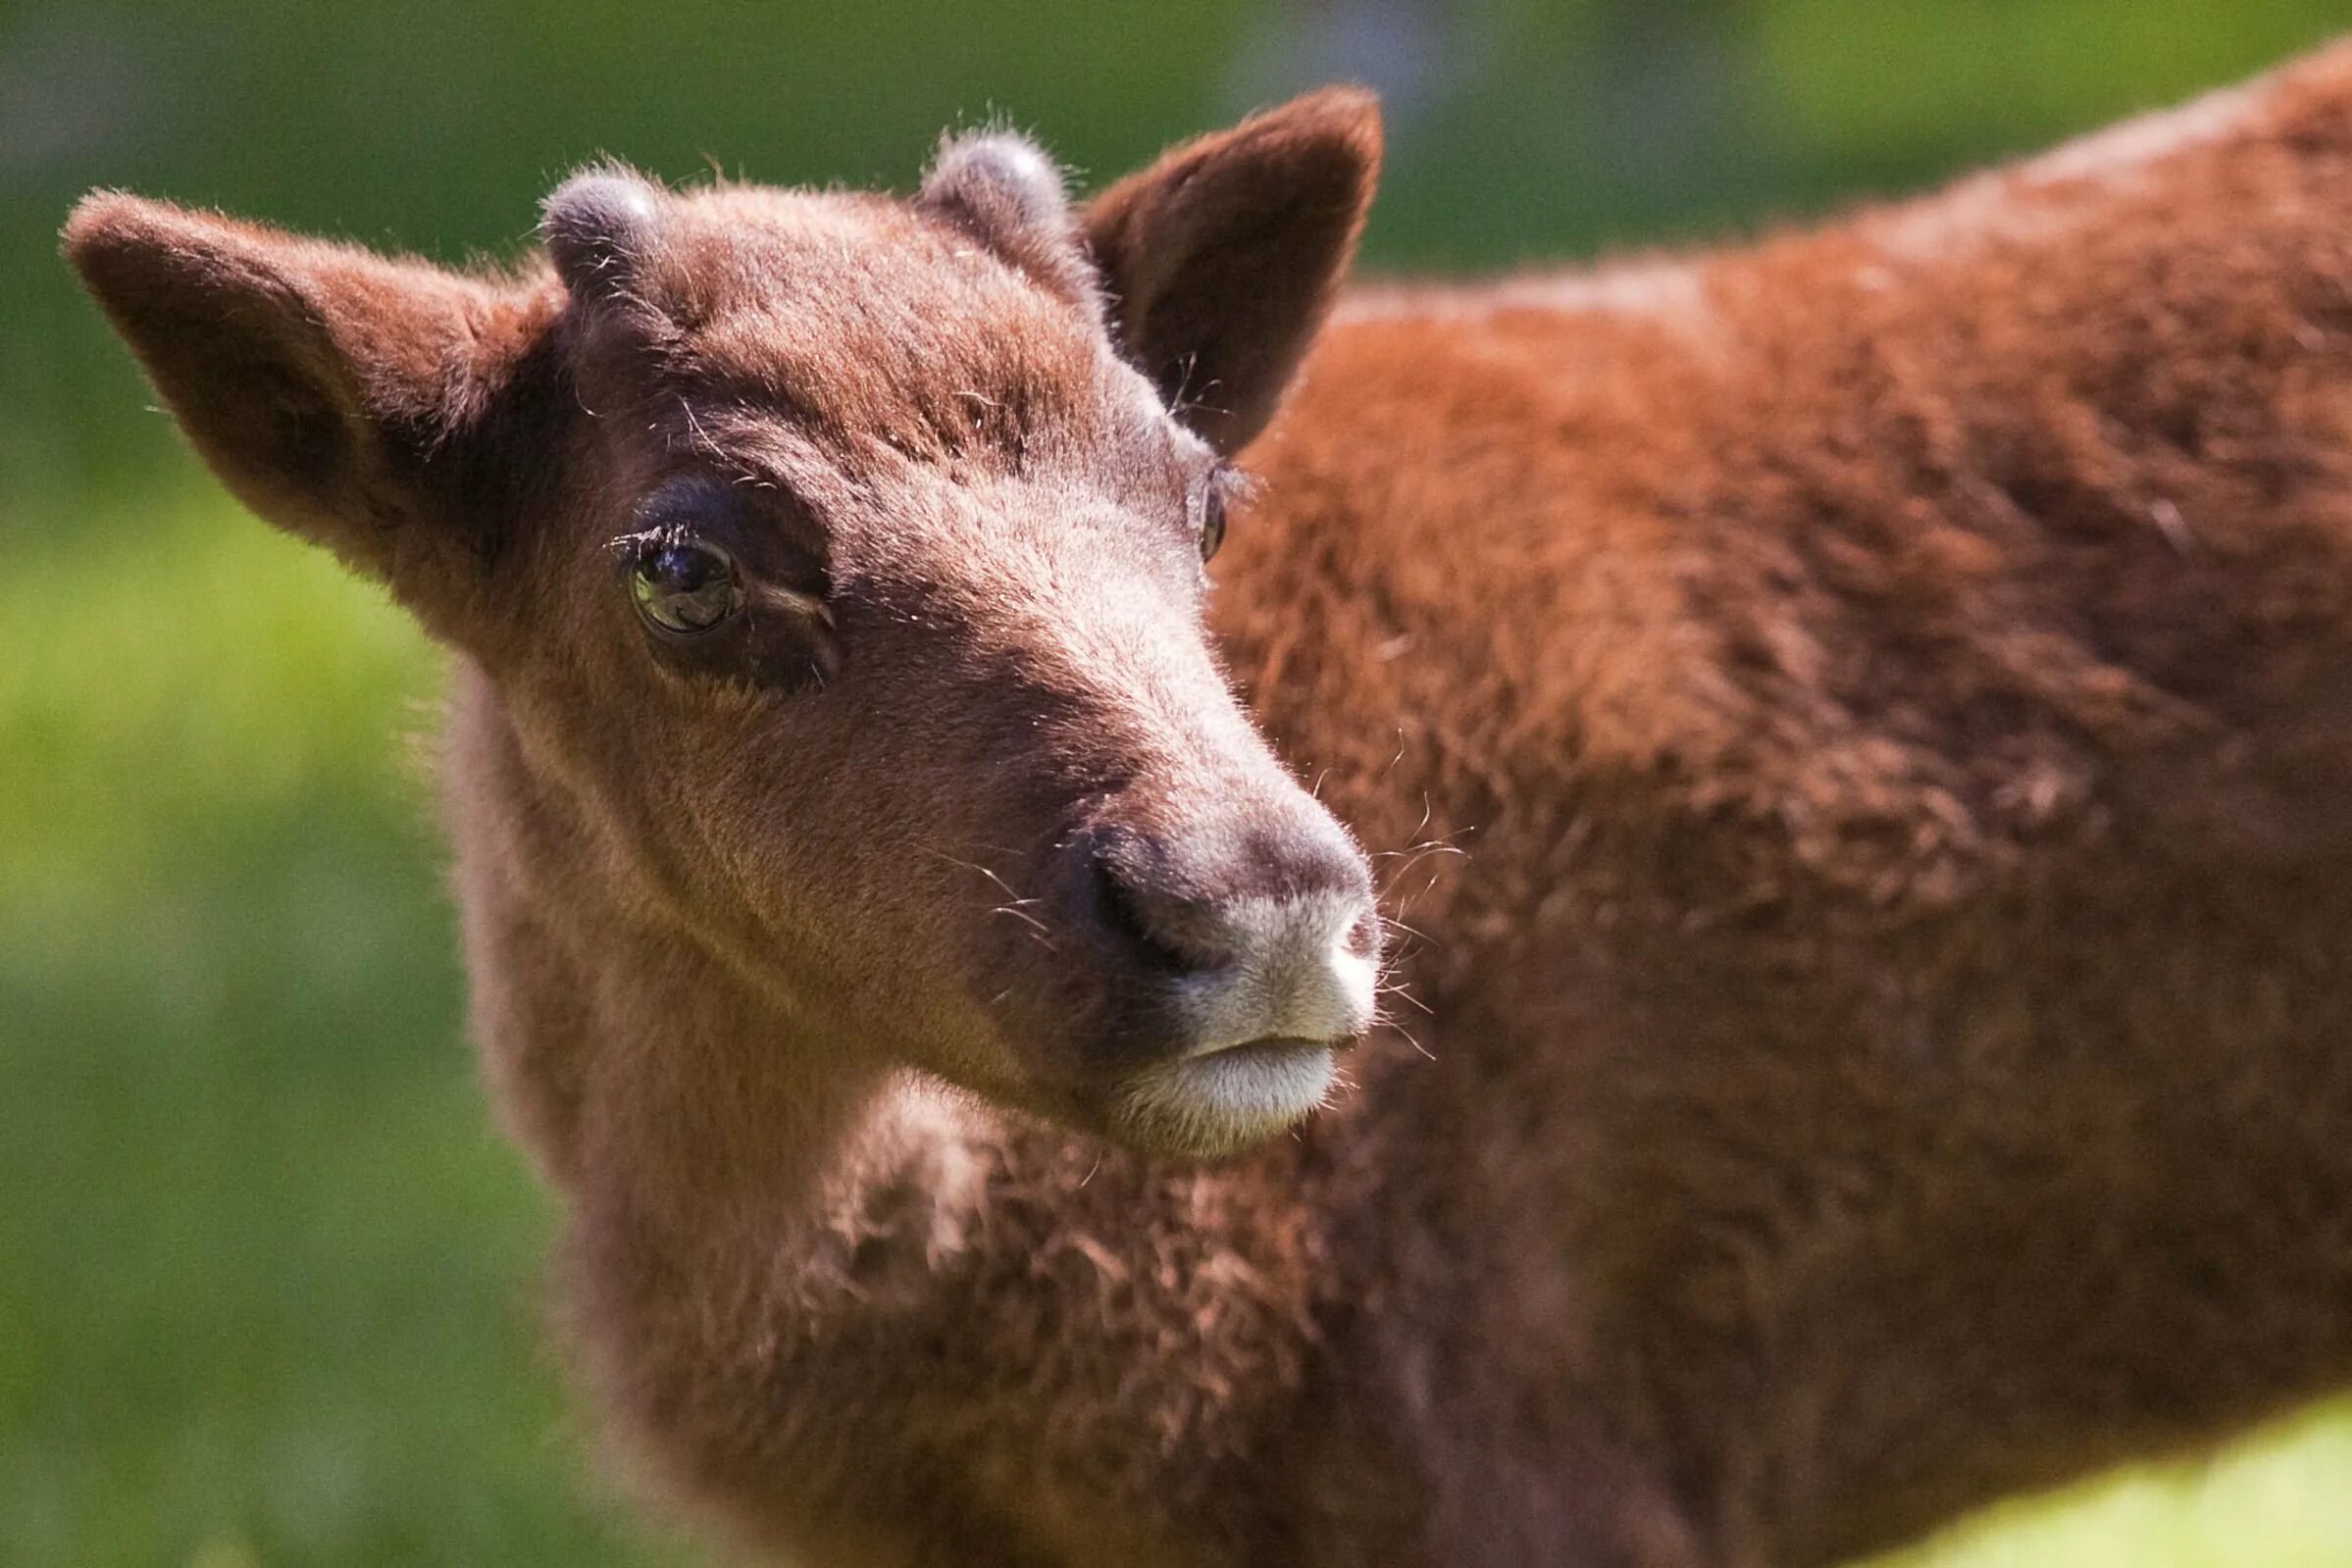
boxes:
[68,92,1388,1155]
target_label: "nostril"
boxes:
[1093,859,1236,975]
[1342,907,1382,961]
[1092,860,1164,962]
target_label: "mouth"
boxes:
[1108,1036,1341,1157]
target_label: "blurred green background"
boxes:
[8,2,2352,1564]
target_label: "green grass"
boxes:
[0,481,690,1566]
[3,479,2348,1567]
[1872,1404,2352,1568]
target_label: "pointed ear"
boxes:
[63,193,560,637]
[1084,87,1380,454]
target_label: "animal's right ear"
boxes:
[1084,87,1381,455]
[63,193,560,641]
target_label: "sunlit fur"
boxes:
[66,43,2352,1568]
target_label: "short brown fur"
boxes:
[65,47,2352,1568]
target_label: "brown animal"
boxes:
[64,38,2352,1568]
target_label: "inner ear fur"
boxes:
[63,193,561,640]
[1084,86,1382,455]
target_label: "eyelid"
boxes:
[1200,462,1254,523]
[750,578,835,625]
[608,522,693,558]
[611,475,830,588]
[713,462,832,555]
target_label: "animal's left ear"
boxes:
[1084,87,1381,454]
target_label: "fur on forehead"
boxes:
[541,141,1102,325]
[535,169,1149,470]
[917,129,1100,315]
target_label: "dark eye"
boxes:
[1197,474,1229,564]
[631,538,743,634]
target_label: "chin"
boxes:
[1103,1038,1341,1158]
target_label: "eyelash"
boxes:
[1196,464,1242,563]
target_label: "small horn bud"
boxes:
[542,167,663,302]
[919,131,1094,307]
[923,132,1070,233]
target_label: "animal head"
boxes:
[66,91,1386,1157]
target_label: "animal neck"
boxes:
[445,662,934,1259]
[446,674,1344,1560]
[446,665,1345,1558]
